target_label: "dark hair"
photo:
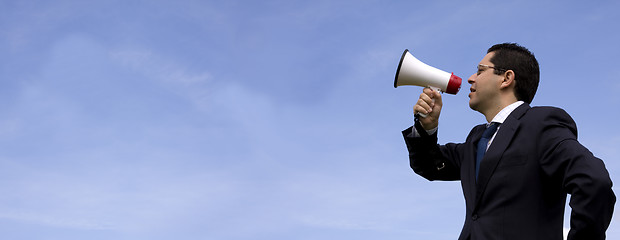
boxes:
[487,43,539,104]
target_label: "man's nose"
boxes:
[467,73,476,84]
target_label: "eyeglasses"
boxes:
[477,64,507,75]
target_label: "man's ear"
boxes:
[500,70,515,89]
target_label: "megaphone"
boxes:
[394,49,462,94]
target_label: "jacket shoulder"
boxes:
[529,106,570,115]
[524,106,578,137]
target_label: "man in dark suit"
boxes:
[402,43,615,240]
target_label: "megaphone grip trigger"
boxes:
[427,86,442,93]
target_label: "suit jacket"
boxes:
[402,104,615,240]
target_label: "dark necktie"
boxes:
[475,122,499,180]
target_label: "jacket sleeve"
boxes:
[560,140,615,240]
[401,120,467,181]
[538,108,616,240]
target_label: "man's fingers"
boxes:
[418,90,435,111]
[416,97,433,114]
[414,104,428,115]
[431,89,443,106]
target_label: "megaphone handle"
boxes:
[428,86,442,93]
[415,86,441,118]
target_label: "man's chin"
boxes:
[469,100,478,111]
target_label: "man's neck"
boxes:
[490,101,526,124]
[483,99,519,123]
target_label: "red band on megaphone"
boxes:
[446,73,462,94]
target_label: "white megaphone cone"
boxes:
[394,49,462,95]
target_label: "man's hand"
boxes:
[413,88,442,130]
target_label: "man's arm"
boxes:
[402,119,462,181]
[538,108,615,239]
[403,88,471,181]
[553,140,615,240]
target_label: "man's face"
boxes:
[467,52,504,113]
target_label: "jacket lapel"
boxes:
[474,104,529,209]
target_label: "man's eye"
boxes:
[476,70,483,75]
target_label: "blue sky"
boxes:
[1,0,618,239]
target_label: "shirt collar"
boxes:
[489,101,524,125]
